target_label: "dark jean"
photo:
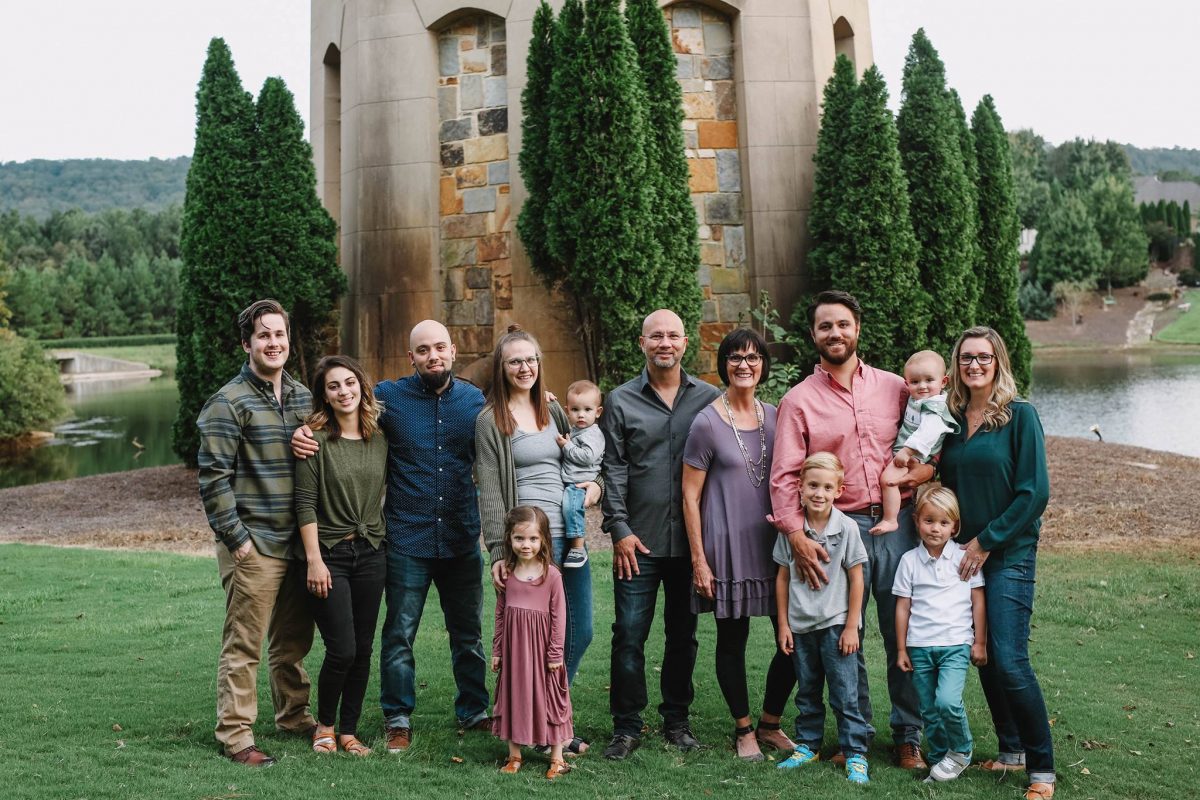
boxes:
[310,537,386,735]
[551,536,594,684]
[847,508,922,746]
[713,615,795,721]
[561,485,587,541]
[980,548,1055,779]
[379,548,489,729]
[789,624,871,756]
[610,553,697,736]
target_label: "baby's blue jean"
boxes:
[561,484,586,541]
[909,644,972,762]
[790,625,871,757]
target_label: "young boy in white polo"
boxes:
[893,483,987,782]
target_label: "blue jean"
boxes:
[610,553,697,736]
[848,508,922,746]
[910,645,972,762]
[562,485,586,541]
[379,548,489,729]
[789,625,871,756]
[980,549,1055,780]
[551,536,594,684]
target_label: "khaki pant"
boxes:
[215,543,315,755]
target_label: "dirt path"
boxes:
[1,436,1195,555]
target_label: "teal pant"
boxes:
[910,645,973,761]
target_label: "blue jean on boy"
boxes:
[561,484,586,540]
[909,644,972,762]
[790,624,871,757]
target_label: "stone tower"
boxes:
[310,0,872,388]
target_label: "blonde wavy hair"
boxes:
[947,326,1019,430]
[914,482,960,524]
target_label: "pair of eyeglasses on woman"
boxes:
[505,356,540,369]
[958,353,994,366]
[725,353,763,366]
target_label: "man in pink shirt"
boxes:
[769,290,933,770]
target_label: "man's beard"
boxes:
[419,368,452,391]
[816,339,857,366]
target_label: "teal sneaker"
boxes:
[846,754,870,784]
[777,744,819,769]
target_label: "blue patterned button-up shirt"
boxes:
[375,374,485,559]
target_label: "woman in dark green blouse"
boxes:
[939,327,1054,800]
[295,355,388,757]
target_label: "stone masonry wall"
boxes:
[437,14,512,363]
[668,3,748,382]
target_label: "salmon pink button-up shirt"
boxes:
[769,360,908,534]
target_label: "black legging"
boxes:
[310,538,386,735]
[714,615,796,720]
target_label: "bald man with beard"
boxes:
[293,320,490,752]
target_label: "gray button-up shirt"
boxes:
[601,368,720,557]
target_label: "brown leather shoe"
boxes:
[896,743,927,770]
[1025,782,1055,800]
[230,745,276,767]
[459,716,493,734]
[830,752,847,768]
[386,726,412,753]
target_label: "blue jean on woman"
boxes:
[980,548,1055,783]
[552,536,594,683]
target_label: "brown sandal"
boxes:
[545,758,570,780]
[312,727,337,754]
[499,756,522,774]
[338,734,371,756]
[1025,782,1055,800]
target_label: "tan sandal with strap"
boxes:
[337,734,371,756]
[1025,782,1055,800]
[499,756,522,774]
[545,758,570,780]
[312,727,336,754]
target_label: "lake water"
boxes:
[1030,349,1200,458]
[0,376,181,489]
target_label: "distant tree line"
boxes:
[0,207,181,340]
[1138,199,1192,262]
[0,157,190,219]
[1122,144,1200,180]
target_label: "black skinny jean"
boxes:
[714,615,796,721]
[310,537,386,735]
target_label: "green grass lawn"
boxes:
[1155,289,1200,345]
[1,546,1195,799]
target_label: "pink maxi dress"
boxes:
[491,565,574,746]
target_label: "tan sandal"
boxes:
[338,734,371,756]
[545,758,570,780]
[499,756,522,774]
[312,727,337,754]
[1025,782,1055,800]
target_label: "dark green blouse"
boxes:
[294,429,388,550]
[939,400,1050,572]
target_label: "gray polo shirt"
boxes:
[772,507,868,635]
[601,367,720,557]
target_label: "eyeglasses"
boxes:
[645,333,684,343]
[726,353,763,366]
[958,353,995,366]
[504,356,540,369]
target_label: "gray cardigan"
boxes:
[475,401,574,563]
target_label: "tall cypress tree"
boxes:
[793,54,858,350]
[1184,200,1193,235]
[546,0,589,281]
[516,1,558,280]
[971,95,1031,394]
[896,29,977,356]
[832,67,927,375]
[949,88,982,320]
[173,38,260,465]
[255,77,345,382]
[625,0,701,354]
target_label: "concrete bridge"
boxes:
[49,351,163,385]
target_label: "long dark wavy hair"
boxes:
[306,355,382,441]
[501,505,554,579]
[485,324,550,436]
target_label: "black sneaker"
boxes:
[663,723,700,752]
[603,734,641,760]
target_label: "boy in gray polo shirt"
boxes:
[773,452,872,784]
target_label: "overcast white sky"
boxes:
[2,0,1198,162]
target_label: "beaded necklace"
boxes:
[720,392,767,487]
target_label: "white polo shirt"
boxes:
[892,542,984,647]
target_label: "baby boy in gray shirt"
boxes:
[557,380,605,568]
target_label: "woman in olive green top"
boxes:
[938,327,1054,800]
[294,355,388,757]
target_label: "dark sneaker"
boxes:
[603,734,641,760]
[230,745,275,767]
[386,726,412,752]
[459,715,493,734]
[563,547,588,568]
[663,723,700,752]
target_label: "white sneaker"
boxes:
[563,547,588,568]
[925,752,971,782]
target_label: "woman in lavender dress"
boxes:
[683,329,797,762]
